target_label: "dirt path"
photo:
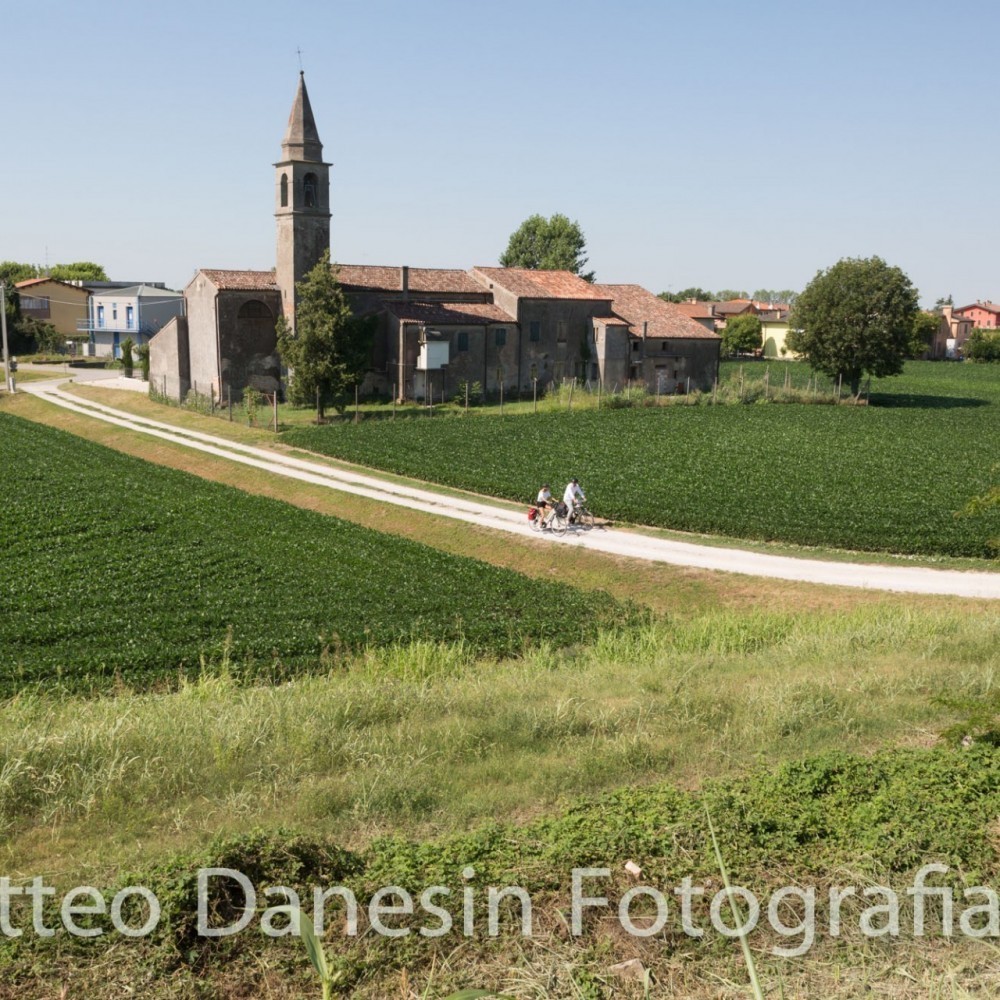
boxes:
[21,381,1000,599]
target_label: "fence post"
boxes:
[532,378,537,414]
[465,381,469,413]
[712,379,717,405]
[567,379,574,411]
[598,379,602,410]
[764,367,769,399]
[273,390,278,433]
[500,379,504,415]
[228,385,232,421]
[392,386,397,420]
[837,374,842,403]
[354,384,359,424]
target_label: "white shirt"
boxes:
[563,482,585,506]
[536,488,552,505]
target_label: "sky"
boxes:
[3,0,998,306]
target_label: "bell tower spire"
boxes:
[275,72,331,327]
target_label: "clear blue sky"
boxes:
[4,0,998,306]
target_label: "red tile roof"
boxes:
[199,269,279,291]
[336,265,485,295]
[14,277,89,293]
[592,285,722,340]
[956,301,1000,315]
[471,267,611,301]
[387,301,515,325]
[672,300,716,320]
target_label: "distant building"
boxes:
[81,284,184,358]
[150,74,721,403]
[930,306,974,359]
[14,277,90,339]
[954,301,1000,330]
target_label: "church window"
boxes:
[457,331,469,352]
[303,172,318,208]
[280,173,288,207]
[529,320,540,342]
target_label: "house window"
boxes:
[529,320,540,342]
[126,305,134,329]
[457,331,469,352]
[97,305,105,328]
[661,342,669,351]
[280,173,288,207]
[631,340,640,352]
[112,304,118,321]
[556,320,567,343]
[495,327,507,347]
[20,296,50,318]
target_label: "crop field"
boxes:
[0,413,621,693]
[286,362,1000,558]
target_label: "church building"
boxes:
[149,75,720,404]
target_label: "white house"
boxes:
[81,285,184,358]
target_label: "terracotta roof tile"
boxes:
[14,277,89,293]
[387,301,515,325]
[336,265,484,295]
[471,267,611,301]
[672,301,716,320]
[199,269,279,291]
[592,285,722,340]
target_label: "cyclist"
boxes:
[563,478,586,523]
[535,484,555,528]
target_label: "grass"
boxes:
[0,412,622,692]
[3,605,996,877]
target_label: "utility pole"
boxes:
[1,283,12,392]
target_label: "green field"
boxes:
[0,413,622,693]
[285,362,1000,558]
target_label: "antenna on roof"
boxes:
[296,47,304,72]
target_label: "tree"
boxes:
[788,256,919,396]
[907,311,939,358]
[721,313,762,356]
[934,294,954,311]
[715,289,749,302]
[659,287,716,303]
[965,329,1000,363]
[48,261,108,282]
[276,250,374,420]
[499,213,594,281]
[0,261,38,286]
[752,288,798,306]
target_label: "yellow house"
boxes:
[14,278,90,339]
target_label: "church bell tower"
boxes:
[275,72,331,328]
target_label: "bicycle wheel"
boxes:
[529,508,542,532]
[578,507,595,530]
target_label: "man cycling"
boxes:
[563,478,586,522]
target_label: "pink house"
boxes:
[954,301,1000,329]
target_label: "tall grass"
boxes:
[2,607,996,873]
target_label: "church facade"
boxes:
[150,75,720,404]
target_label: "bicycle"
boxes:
[530,502,567,535]
[569,501,595,531]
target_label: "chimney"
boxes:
[401,265,409,300]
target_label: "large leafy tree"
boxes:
[48,261,108,282]
[721,313,762,356]
[276,250,373,420]
[788,256,919,396]
[499,213,595,281]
